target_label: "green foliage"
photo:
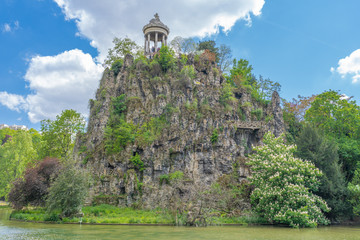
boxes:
[136,115,168,147]
[248,132,330,228]
[103,37,140,68]
[112,94,127,115]
[337,137,360,181]
[241,101,252,109]
[348,169,360,216]
[159,171,184,185]
[185,99,198,111]
[46,163,91,218]
[40,109,85,160]
[218,44,232,72]
[265,114,274,123]
[130,154,144,172]
[159,174,170,185]
[212,67,219,77]
[305,90,360,139]
[105,95,170,154]
[228,59,253,87]
[0,128,16,144]
[104,115,136,154]
[255,75,281,102]
[220,82,236,107]
[295,125,351,221]
[154,46,176,72]
[211,128,219,143]
[110,59,123,76]
[180,65,196,80]
[0,130,37,198]
[304,90,360,181]
[180,54,188,65]
[251,108,263,120]
[228,60,280,105]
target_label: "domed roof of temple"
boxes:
[142,13,170,35]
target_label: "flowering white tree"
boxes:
[248,132,330,228]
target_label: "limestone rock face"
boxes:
[75,56,285,207]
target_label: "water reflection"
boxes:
[1,208,360,240]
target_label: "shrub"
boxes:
[251,108,263,120]
[104,115,136,154]
[220,82,236,107]
[159,171,184,185]
[159,174,170,185]
[211,128,218,143]
[180,65,196,80]
[111,59,123,76]
[180,54,188,65]
[248,132,330,228]
[8,157,62,210]
[154,46,175,72]
[111,94,127,116]
[129,154,144,172]
[46,164,91,218]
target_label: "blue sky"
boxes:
[1,0,360,129]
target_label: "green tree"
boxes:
[103,37,140,68]
[218,44,232,72]
[228,59,253,88]
[0,130,37,198]
[304,90,360,181]
[348,168,360,216]
[197,40,219,62]
[257,75,281,100]
[248,132,330,228]
[305,90,360,139]
[41,109,85,160]
[295,125,351,221]
[46,163,90,218]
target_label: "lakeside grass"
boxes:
[10,204,175,224]
[9,204,263,225]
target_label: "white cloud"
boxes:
[2,21,19,33]
[0,92,27,112]
[0,49,103,123]
[333,49,360,84]
[53,0,265,61]
[2,23,11,32]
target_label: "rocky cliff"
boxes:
[75,53,284,207]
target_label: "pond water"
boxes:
[1,208,360,240]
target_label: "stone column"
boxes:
[147,34,150,54]
[144,36,147,54]
[162,34,165,47]
[155,32,158,51]
[165,36,167,46]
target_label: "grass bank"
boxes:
[10,204,174,224]
[9,204,262,225]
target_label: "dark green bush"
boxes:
[154,46,175,72]
[211,129,218,143]
[130,154,144,172]
[111,59,123,76]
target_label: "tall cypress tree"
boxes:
[295,124,351,221]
